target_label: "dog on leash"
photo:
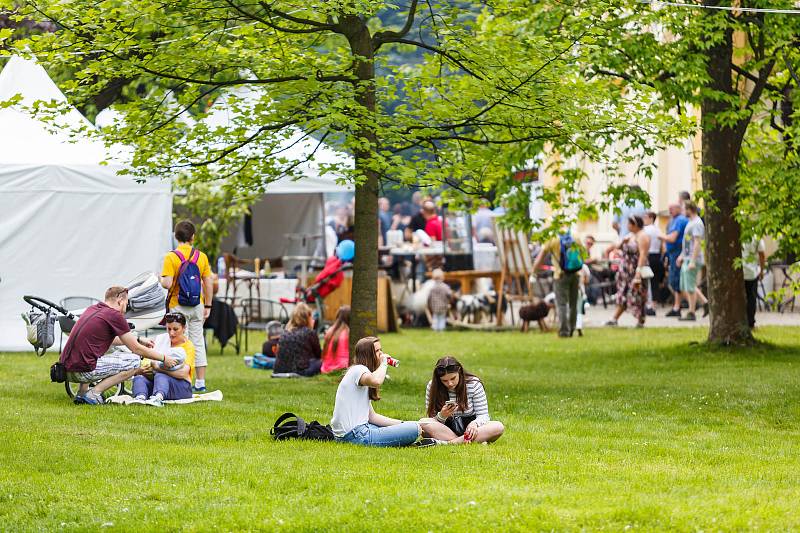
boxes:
[519,295,555,333]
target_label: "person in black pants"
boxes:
[742,238,766,329]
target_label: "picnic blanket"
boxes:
[106,390,223,405]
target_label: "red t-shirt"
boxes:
[60,302,131,372]
[425,217,443,241]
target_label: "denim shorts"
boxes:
[338,422,420,447]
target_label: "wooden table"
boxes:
[427,269,503,295]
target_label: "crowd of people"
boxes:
[325,192,500,253]
[532,188,768,334]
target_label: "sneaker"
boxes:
[679,312,696,321]
[703,303,709,317]
[414,438,437,448]
[76,390,104,405]
[558,332,570,338]
[636,322,645,329]
[192,386,207,393]
[645,308,656,316]
[604,320,618,327]
[577,329,583,337]
[665,309,681,317]
[145,396,164,407]
[130,396,147,405]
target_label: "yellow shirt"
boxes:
[161,243,212,308]
[178,339,196,381]
[541,237,563,279]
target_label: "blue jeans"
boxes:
[132,373,193,400]
[667,250,681,293]
[338,422,420,447]
[431,313,447,331]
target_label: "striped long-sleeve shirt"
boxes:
[425,378,490,426]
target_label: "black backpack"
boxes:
[271,412,335,441]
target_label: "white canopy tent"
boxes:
[0,56,172,351]
[206,87,353,262]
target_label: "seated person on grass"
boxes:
[132,312,195,407]
[250,321,283,370]
[330,336,426,447]
[421,356,504,444]
[60,286,178,405]
[273,303,322,377]
[321,305,350,374]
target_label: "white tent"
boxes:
[0,56,172,351]
[205,87,353,261]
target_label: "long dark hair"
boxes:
[426,356,480,417]
[352,336,381,401]
[323,305,350,357]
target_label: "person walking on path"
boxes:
[533,232,586,337]
[677,202,708,321]
[643,211,664,314]
[660,203,689,317]
[160,220,214,392]
[605,216,651,328]
[742,237,766,329]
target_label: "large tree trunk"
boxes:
[345,17,380,350]
[701,25,753,345]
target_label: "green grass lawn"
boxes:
[3,327,800,531]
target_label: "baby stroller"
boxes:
[280,256,352,335]
[22,272,167,399]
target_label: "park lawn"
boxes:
[2,327,800,531]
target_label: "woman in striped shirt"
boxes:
[422,356,505,444]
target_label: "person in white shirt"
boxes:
[330,336,425,447]
[643,211,665,314]
[742,237,766,329]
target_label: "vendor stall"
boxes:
[0,56,172,351]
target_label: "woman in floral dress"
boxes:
[605,215,651,327]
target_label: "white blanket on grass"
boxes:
[106,390,223,405]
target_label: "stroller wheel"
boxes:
[65,380,128,400]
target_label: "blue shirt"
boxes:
[665,214,688,254]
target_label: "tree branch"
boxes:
[373,0,419,48]
[382,37,483,79]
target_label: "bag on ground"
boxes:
[271,412,334,441]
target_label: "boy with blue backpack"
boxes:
[532,232,587,338]
[160,220,214,392]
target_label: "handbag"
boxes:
[637,265,655,279]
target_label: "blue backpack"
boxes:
[173,248,202,306]
[559,234,584,274]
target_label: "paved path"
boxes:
[582,304,799,328]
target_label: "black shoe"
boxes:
[577,329,583,337]
[679,312,696,321]
[702,304,709,318]
[665,309,681,317]
[558,332,571,338]
[414,438,437,448]
[646,308,656,316]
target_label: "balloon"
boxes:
[336,239,355,261]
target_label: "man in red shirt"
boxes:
[422,200,442,241]
[60,286,177,405]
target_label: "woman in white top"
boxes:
[421,356,505,444]
[330,336,422,447]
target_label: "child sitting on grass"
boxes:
[321,306,350,374]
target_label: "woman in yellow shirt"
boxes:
[132,313,196,407]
